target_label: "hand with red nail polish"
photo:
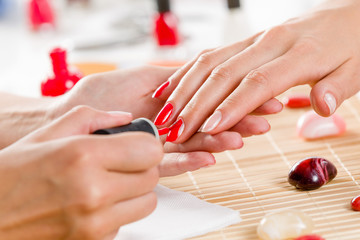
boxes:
[153,0,360,144]
[56,66,277,176]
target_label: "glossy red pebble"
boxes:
[351,195,360,211]
[288,157,337,190]
[41,48,83,97]
[283,94,311,108]
[295,234,326,240]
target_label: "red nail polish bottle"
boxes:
[154,0,180,46]
[41,48,83,97]
[28,0,55,31]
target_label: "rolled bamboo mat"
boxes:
[159,86,360,240]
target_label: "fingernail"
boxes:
[154,103,174,126]
[158,127,170,135]
[324,93,336,115]
[201,111,222,133]
[166,118,184,142]
[152,81,170,98]
[108,111,132,117]
[201,158,216,169]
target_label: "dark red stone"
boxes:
[288,157,337,190]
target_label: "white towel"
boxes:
[115,185,242,240]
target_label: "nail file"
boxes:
[93,118,159,140]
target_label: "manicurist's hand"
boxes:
[151,0,360,143]
[0,106,163,240]
[59,66,282,176]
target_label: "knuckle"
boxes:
[64,138,92,167]
[292,37,321,55]
[196,48,214,58]
[210,66,232,82]
[262,25,291,41]
[245,69,271,88]
[222,97,240,109]
[77,184,104,212]
[196,52,215,67]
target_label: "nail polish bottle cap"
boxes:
[227,0,241,9]
[156,0,171,13]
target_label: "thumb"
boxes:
[33,106,133,141]
[310,60,360,117]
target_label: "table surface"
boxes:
[160,86,360,240]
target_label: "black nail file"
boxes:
[93,118,159,140]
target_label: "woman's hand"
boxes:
[152,0,360,143]
[60,66,282,177]
[0,106,163,240]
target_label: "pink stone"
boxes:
[297,110,346,140]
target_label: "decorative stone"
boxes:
[288,157,337,190]
[351,195,360,211]
[294,234,325,240]
[283,94,311,108]
[257,209,314,240]
[296,110,346,140]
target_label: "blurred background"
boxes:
[0,0,320,97]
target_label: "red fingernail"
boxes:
[152,81,170,98]
[154,103,174,126]
[166,118,184,142]
[283,94,311,108]
[158,127,170,135]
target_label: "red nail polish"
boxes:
[152,81,170,98]
[283,94,311,108]
[166,118,184,142]
[154,103,174,126]
[154,0,180,46]
[158,127,170,135]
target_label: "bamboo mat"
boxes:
[159,86,360,240]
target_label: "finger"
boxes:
[164,131,243,153]
[33,106,133,141]
[152,50,214,100]
[229,115,270,137]
[168,28,295,142]
[310,58,360,116]
[251,98,283,115]
[200,39,348,135]
[153,35,261,127]
[98,167,159,205]
[74,192,157,239]
[78,132,164,172]
[159,152,216,177]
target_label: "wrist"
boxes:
[0,93,61,149]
